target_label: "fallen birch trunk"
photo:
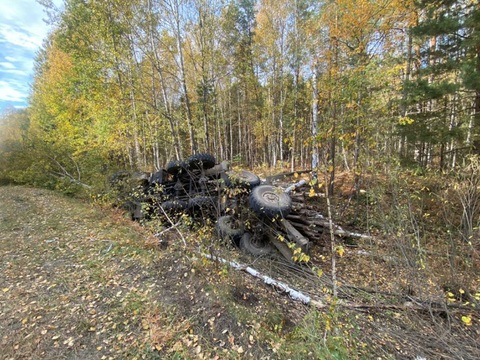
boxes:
[202,253,323,307]
[285,179,307,193]
[201,253,473,315]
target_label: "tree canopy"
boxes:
[1,0,479,189]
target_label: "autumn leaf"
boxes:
[461,316,472,326]
[446,292,456,302]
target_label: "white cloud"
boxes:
[0,62,16,70]
[0,0,63,111]
[0,0,54,50]
[0,54,33,81]
[0,80,29,103]
[0,23,43,51]
[2,69,30,76]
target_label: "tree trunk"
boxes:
[473,34,480,153]
[311,62,319,180]
[148,0,182,160]
[170,0,197,154]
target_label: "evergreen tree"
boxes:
[402,0,480,167]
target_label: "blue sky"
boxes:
[0,0,62,113]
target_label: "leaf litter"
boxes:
[1,185,479,359]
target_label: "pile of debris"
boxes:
[110,153,365,261]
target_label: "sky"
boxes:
[0,0,62,113]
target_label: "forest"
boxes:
[1,0,480,357]
[0,0,478,188]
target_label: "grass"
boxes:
[1,184,479,359]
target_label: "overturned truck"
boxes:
[111,153,361,261]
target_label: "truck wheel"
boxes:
[249,185,292,218]
[150,170,168,185]
[216,215,244,246]
[225,170,260,189]
[157,200,187,223]
[188,196,216,210]
[187,153,216,170]
[109,170,130,187]
[166,160,185,175]
[239,232,273,256]
[160,200,188,212]
[128,201,144,221]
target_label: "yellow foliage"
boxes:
[461,315,472,326]
[398,116,415,125]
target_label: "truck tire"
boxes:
[225,170,260,189]
[187,153,216,170]
[160,200,188,213]
[239,232,273,256]
[166,160,185,175]
[109,170,130,187]
[249,185,292,218]
[128,201,144,220]
[188,196,216,210]
[150,170,168,185]
[216,215,244,246]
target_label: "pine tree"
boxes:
[403,0,480,166]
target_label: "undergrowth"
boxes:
[2,154,480,360]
